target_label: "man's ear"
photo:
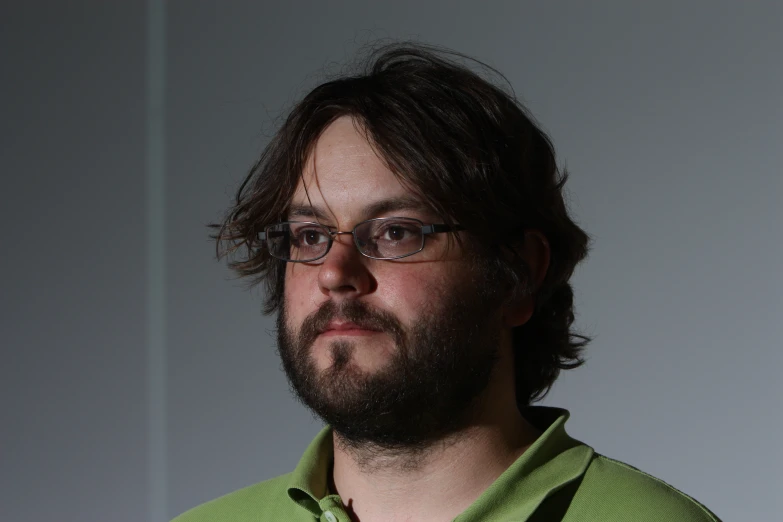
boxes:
[502,229,550,328]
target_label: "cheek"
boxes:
[375,266,450,318]
[283,267,318,323]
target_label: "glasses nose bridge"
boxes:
[330,229,355,243]
[331,230,354,237]
[328,229,361,252]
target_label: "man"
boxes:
[174,43,721,521]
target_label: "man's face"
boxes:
[277,115,507,448]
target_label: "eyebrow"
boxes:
[287,196,430,222]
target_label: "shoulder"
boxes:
[568,453,722,522]
[171,473,307,522]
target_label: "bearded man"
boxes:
[173,43,721,522]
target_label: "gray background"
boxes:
[2,1,780,521]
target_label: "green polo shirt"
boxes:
[172,407,721,521]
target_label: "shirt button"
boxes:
[323,511,337,522]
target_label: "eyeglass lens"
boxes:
[265,218,426,261]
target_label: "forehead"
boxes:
[289,116,428,223]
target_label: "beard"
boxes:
[276,274,507,452]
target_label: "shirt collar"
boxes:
[286,425,335,516]
[286,406,594,520]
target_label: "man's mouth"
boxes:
[319,320,382,337]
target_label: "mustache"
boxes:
[297,300,406,349]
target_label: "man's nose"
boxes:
[317,233,374,298]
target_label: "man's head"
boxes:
[212,43,591,447]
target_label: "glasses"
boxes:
[257,217,463,262]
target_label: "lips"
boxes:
[320,320,381,336]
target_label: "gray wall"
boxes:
[2,1,780,521]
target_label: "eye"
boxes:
[376,221,421,242]
[307,230,326,245]
[292,226,329,247]
[383,225,409,241]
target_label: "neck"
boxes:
[329,370,541,522]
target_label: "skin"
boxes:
[284,115,551,522]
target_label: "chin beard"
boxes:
[277,286,503,451]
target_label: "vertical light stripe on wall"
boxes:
[146,0,167,520]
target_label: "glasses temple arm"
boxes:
[421,224,464,235]
[258,230,291,240]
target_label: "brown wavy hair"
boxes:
[209,42,592,406]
